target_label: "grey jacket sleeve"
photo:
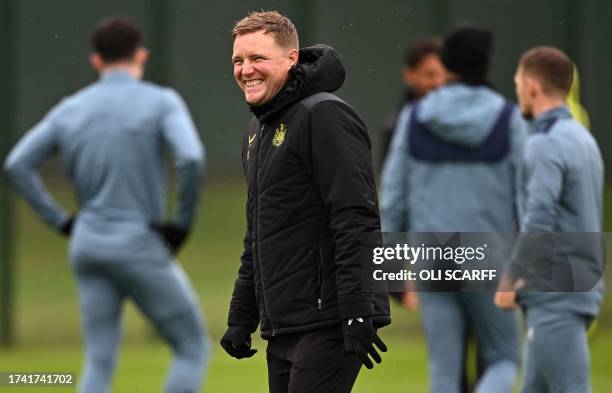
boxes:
[508,109,529,227]
[160,89,205,229]
[507,134,563,281]
[3,105,70,231]
[381,106,411,233]
[521,135,563,232]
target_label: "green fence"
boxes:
[2,0,612,344]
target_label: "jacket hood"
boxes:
[416,83,506,147]
[250,44,345,120]
[295,44,345,96]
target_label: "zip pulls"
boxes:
[316,245,323,310]
[254,123,275,336]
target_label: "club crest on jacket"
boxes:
[272,123,287,147]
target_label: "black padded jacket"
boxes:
[227,45,391,338]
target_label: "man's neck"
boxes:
[100,64,142,80]
[532,96,566,118]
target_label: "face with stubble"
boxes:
[232,30,298,106]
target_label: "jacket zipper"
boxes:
[316,246,323,310]
[254,124,275,336]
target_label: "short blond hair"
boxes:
[232,11,299,49]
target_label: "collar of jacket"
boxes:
[100,69,136,84]
[249,44,346,123]
[532,105,572,133]
[400,86,417,106]
[446,78,496,90]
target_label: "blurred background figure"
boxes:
[497,46,604,393]
[567,65,590,129]
[382,26,526,393]
[378,37,445,167]
[3,16,210,393]
[381,34,489,393]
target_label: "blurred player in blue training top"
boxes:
[382,26,527,393]
[4,16,210,393]
[496,46,604,393]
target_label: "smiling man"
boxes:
[220,10,390,393]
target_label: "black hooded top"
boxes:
[228,45,391,338]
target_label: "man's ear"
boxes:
[526,76,540,99]
[402,67,415,86]
[134,47,149,66]
[288,48,299,68]
[89,53,104,73]
[444,69,458,82]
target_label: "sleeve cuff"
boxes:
[338,292,375,319]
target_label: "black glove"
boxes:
[150,223,188,255]
[343,317,387,369]
[220,326,257,359]
[59,216,75,237]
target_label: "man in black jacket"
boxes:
[220,10,390,393]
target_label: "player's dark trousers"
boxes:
[266,326,362,393]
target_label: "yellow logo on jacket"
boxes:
[272,123,287,147]
[246,133,256,160]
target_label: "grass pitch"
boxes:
[0,177,610,392]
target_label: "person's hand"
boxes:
[343,317,387,369]
[495,291,518,310]
[495,274,523,310]
[220,326,257,359]
[402,291,419,311]
[150,223,188,255]
[59,216,75,237]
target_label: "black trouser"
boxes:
[266,325,362,393]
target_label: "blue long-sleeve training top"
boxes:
[4,70,205,261]
[513,106,604,315]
